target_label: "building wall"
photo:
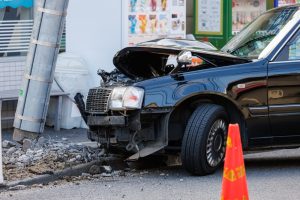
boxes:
[66,1,122,87]
[0,57,26,128]
[0,0,194,129]
[67,0,194,87]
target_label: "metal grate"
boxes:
[86,87,112,114]
[0,19,66,55]
[0,20,33,55]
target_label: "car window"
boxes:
[288,34,300,60]
[222,6,299,59]
[276,28,300,61]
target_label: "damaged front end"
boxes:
[76,39,249,160]
[79,81,169,161]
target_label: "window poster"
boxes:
[195,0,223,35]
[278,0,300,6]
[232,0,267,33]
[122,0,186,47]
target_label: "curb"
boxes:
[1,156,128,191]
[5,161,99,189]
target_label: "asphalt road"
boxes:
[1,148,300,200]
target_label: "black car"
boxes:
[76,5,300,175]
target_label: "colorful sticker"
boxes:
[129,15,137,34]
[150,0,157,11]
[130,0,138,12]
[149,15,158,33]
[139,15,148,34]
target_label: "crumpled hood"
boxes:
[113,39,250,80]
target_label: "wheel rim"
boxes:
[206,119,227,168]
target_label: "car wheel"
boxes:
[181,104,228,175]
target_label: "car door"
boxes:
[268,28,300,145]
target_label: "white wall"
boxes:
[66,0,194,87]
[66,1,122,87]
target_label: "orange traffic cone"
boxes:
[220,124,249,200]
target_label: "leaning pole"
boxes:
[13,0,69,142]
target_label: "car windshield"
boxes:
[222,6,300,59]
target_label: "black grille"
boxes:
[86,87,112,113]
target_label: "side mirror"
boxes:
[177,51,192,65]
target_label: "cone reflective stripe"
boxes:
[220,124,249,200]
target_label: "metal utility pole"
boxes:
[13,0,69,142]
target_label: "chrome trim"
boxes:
[248,106,268,115]
[86,87,113,114]
[270,104,300,108]
[269,104,300,113]
[269,112,300,117]
[270,60,300,64]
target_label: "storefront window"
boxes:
[232,0,267,33]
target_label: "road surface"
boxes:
[1,148,300,200]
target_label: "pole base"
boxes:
[13,128,39,144]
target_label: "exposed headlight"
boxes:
[109,87,144,110]
[109,87,127,110]
[123,87,144,109]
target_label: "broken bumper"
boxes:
[87,116,126,127]
[86,111,171,161]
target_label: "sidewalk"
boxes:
[2,128,90,144]
[1,127,112,186]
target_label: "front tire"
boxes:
[181,104,228,175]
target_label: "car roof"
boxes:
[266,3,300,13]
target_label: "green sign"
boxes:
[194,0,231,49]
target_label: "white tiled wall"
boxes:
[0,57,26,92]
[0,57,26,129]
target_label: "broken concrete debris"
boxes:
[2,137,109,182]
[101,166,112,173]
[101,173,113,177]
[22,139,32,152]
[6,147,17,156]
[89,165,101,175]
[2,140,17,149]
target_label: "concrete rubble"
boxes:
[1,137,108,182]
